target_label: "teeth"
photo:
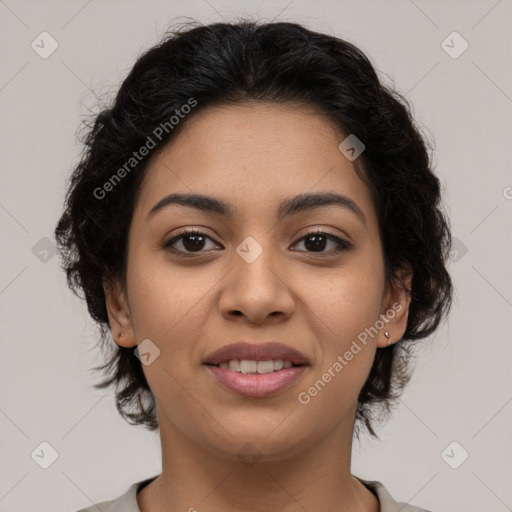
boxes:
[217,359,297,374]
[228,360,240,372]
[239,360,257,374]
[273,360,284,371]
[257,360,274,374]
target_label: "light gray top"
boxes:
[74,475,432,512]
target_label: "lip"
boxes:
[203,341,309,365]
[206,365,308,397]
[203,341,309,398]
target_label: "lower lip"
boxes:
[205,365,307,397]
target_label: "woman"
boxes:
[56,19,452,512]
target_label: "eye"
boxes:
[162,229,222,255]
[162,228,351,257]
[291,229,351,256]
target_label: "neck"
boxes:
[137,413,379,512]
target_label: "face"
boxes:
[105,102,410,461]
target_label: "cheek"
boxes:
[124,258,213,424]
[125,254,220,398]
[126,254,214,341]
[297,260,384,348]
[294,278,381,425]
[293,259,383,409]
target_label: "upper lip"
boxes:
[203,342,309,365]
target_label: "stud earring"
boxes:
[118,332,126,338]
[384,331,391,346]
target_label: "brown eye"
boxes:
[163,230,221,255]
[292,230,351,255]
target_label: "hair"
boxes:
[55,19,452,437]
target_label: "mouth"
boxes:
[203,341,309,366]
[210,359,301,374]
[203,342,309,397]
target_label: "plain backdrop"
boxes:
[0,1,511,511]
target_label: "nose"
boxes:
[218,246,295,325]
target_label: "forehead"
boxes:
[134,102,376,224]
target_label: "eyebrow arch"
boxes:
[147,191,365,223]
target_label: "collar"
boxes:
[94,475,431,512]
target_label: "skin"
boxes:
[104,101,412,512]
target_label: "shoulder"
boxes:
[356,477,433,512]
[72,477,156,512]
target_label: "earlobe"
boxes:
[114,331,132,347]
[103,280,137,348]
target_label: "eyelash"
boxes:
[162,228,351,258]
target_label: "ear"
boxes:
[103,279,137,348]
[377,268,413,348]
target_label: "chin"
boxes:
[195,423,319,464]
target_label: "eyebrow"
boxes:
[147,191,365,224]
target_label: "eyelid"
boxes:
[300,226,348,240]
[300,226,352,243]
[162,228,223,254]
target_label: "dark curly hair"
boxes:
[55,19,452,437]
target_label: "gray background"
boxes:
[0,1,511,511]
